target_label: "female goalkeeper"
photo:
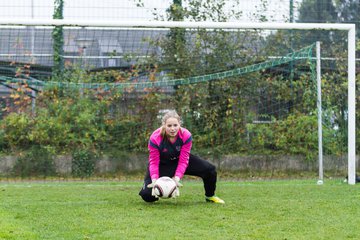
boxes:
[139,110,225,204]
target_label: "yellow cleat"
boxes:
[206,196,225,204]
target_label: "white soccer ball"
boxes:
[153,176,179,199]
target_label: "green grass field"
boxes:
[0,179,359,240]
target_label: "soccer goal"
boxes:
[0,19,356,183]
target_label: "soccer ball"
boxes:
[153,176,179,199]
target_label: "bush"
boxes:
[0,129,8,153]
[274,114,318,160]
[71,149,96,178]
[13,145,56,177]
[2,113,32,150]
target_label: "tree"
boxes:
[296,0,338,47]
[335,0,360,38]
[52,0,64,76]
[298,0,337,23]
[295,0,351,152]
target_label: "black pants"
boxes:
[139,154,217,202]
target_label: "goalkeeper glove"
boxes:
[147,179,158,197]
[172,176,183,187]
[172,187,180,198]
[147,179,157,188]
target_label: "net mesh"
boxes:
[0,24,351,178]
[0,44,314,90]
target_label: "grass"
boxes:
[0,179,359,240]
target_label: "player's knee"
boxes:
[140,193,158,202]
[202,162,217,179]
[139,189,158,202]
[208,163,217,175]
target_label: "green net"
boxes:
[0,44,314,90]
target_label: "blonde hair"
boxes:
[160,110,182,138]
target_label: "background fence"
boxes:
[0,0,358,179]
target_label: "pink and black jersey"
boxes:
[148,127,192,180]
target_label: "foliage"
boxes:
[0,129,7,151]
[298,0,337,23]
[145,0,242,22]
[1,60,330,165]
[2,113,32,150]
[1,88,109,152]
[246,122,275,152]
[265,0,356,55]
[263,0,358,158]
[1,65,168,158]
[335,0,360,38]
[71,148,96,178]
[12,145,56,177]
[273,114,318,160]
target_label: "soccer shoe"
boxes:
[206,196,225,204]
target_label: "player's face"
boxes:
[164,117,180,139]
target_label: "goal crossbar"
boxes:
[0,19,356,184]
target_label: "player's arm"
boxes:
[148,140,160,181]
[174,135,192,180]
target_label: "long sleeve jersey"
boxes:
[148,127,192,180]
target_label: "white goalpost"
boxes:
[316,41,324,185]
[0,19,356,184]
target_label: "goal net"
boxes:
[0,20,356,183]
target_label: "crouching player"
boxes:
[139,110,225,204]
